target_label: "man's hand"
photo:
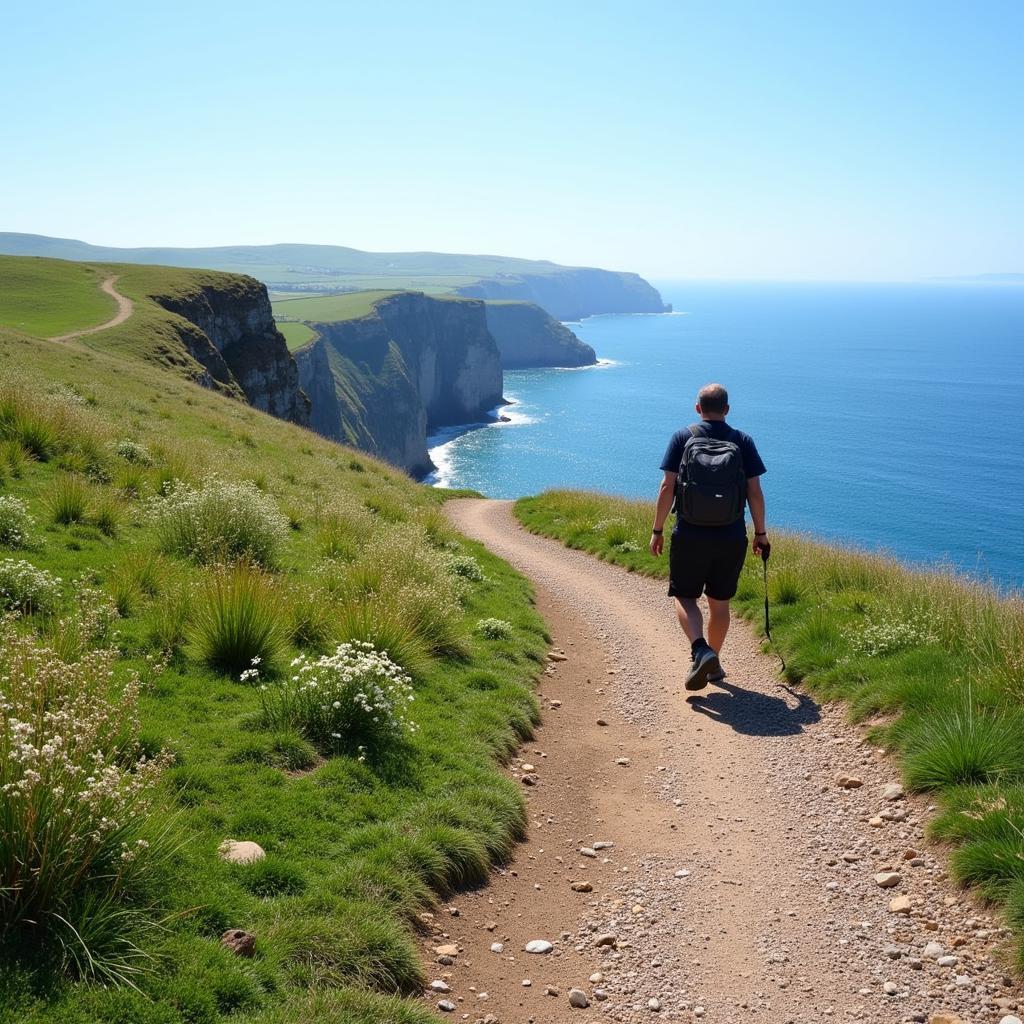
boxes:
[650,532,664,557]
[752,532,770,559]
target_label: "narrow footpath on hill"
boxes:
[50,275,133,341]
[427,499,1020,1024]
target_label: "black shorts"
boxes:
[668,534,748,601]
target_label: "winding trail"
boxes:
[50,276,133,341]
[423,499,1019,1024]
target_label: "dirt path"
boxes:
[423,499,1019,1024]
[50,276,133,341]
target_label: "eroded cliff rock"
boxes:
[456,267,667,321]
[153,279,309,425]
[294,293,502,476]
[484,301,597,368]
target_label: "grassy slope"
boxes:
[277,322,317,351]
[0,265,550,1023]
[0,257,116,336]
[272,291,401,324]
[515,489,1024,971]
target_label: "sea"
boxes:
[427,282,1024,591]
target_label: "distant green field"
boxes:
[0,257,116,336]
[272,290,400,323]
[276,321,317,350]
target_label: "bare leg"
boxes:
[674,597,704,645]
[707,597,731,653]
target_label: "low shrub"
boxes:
[189,561,287,675]
[476,617,513,641]
[258,641,417,754]
[0,558,61,615]
[0,495,33,549]
[149,477,290,568]
[113,439,153,465]
[445,552,485,583]
[0,625,171,983]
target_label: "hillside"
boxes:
[0,232,668,321]
[0,255,309,424]
[290,291,502,476]
[0,257,548,1024]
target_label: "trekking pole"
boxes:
[760,544,787,674]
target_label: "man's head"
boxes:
[696,382,729,420]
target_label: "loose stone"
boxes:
[525,939,553,954]
[571,881,593,892]
[568,988,590,1009]
[874,871,902,888]
[434,944,459,957]
[437,1000,456,1013]
[218,839,265,864]
[430,980,451,993]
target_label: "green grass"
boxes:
[276,321,317,350]
[271,291,401,324]
[515,488,1024,970]
[0,259,550,1022]
[0,257,116,337]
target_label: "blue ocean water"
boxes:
[428,282,1024,590]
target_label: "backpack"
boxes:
[675,424,746,527]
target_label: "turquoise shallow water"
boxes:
[428,282,1024,590]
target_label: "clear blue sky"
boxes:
[2,1,1021,280]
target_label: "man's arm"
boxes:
[747,475,768,556]
[650,471,676,556]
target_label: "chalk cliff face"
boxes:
[153,279,310,425]
[456,267,667,321]
[484,302,597,368]
[294,293,502,476]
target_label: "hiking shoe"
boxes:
[685,646,721,691]
[707,667,727,684]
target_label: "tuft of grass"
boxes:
[189,561,287,675]
[903,704,1024,791]
[48,474,90,525]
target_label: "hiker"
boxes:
[649,382,768,690]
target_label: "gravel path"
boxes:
[50,275,133,341]
[424,499,1020,1024]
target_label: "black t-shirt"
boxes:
[660,419,766,540]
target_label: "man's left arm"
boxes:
[650,471,676,556]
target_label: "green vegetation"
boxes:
[0,258,116,337]
[277,321,317,350]
[272,290,401,325]
[0,259,549,1023]
[516,489,1024,970]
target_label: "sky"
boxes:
[2,1,1022,280]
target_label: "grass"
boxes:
[0,258,116,337]
[0,258,550,1023]
[516,488,1024,969]
[276,321,317,350]
[271,291,402,325]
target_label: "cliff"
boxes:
[294,292,502,476]
[0,233,667,321]
[484,301,597,368]
[455,267,666,321]
[152,278,309,425]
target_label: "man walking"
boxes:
[649,383,768,690]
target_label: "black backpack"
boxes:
[675,424,746,527]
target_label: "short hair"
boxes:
[697,382,729,414]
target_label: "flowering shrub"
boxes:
[0,623,171,980]
[257,642,417,753]
[149,477,289,567]
[475,617,513,640]
[113,439,153,465]
[445,552,486,583]
[0,558,61,615]
[848,616,939,658]
[0,495,33,549]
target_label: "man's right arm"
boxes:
[747,475,768,556]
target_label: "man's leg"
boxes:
[707,597,731,653]
[673,596,704,643]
